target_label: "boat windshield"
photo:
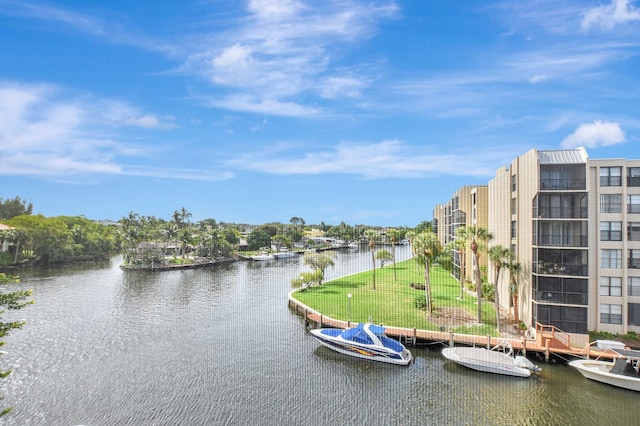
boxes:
[342,324,374,345]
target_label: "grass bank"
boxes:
[292,257,499,336]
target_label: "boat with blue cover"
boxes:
[309,323,412,365]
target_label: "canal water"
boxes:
[1,246,639,425]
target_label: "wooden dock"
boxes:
[288,294,618,362]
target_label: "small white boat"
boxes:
[310,323,412,365]
[250,252,274,261]
[347,241,359,249]
[442,341,541,377]
[569,347,640,392]
[273,248,296,259]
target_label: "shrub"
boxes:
[414,296,429,310]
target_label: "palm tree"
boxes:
[450,236,467,299]
[412,231,441,314]
[455,225,493,322]
[386,228,400,281]
[505,251,522,323]
[364,230,377,290]
[489,245,510,333]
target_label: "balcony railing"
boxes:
[534,290,587,305]
[534,235,588,247]
[533,262,588,277]
[540,179,586,191]
[534,207,588,219]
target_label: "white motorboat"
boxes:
[250,252,274,261]
[442,340,541,377]
[273,248,296,259]
[310,323,412,365]
[569,347,640,392]
[347,241,359,249]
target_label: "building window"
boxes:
[629,222,640,241]
[630,249,640,269]
[601,249,622,269]
[511,221,516,239]
[600,167,622,186]
[600,304,623,324]
[600,221,622,241]
[511,174,516,192]
[629,277,640,296]
[511,198,516,215]
[628,195,640,214]
[600,277,622,296]
[600,194,622,213]
[628,167,640,187]
[629,303,640,326]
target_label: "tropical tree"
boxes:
[449,234,468,299]
[489,245,510,332]
[246,229,271,251]
[386,228,401,281]
[364,230,378,290]
[455,225,493,322]
[289,217,305,244]
[0,272,34,416]
[0,196,33,220]
[302,251,335,286]
[505,251,523,323]
[375,249,394,268]
[412,231,441,314]
[290,270,323,291]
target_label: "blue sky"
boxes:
[1,0,639,227]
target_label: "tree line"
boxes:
[1,196,421,268]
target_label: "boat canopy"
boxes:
[341,323,387,345]
[613,348,640,360]
[342,325,373,345]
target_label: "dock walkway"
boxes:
[288,293,617,361]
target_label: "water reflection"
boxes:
[1,247,639,425]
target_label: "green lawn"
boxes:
[292,258,499,336]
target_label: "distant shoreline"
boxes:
[120,257,236,271]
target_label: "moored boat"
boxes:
[250,252,274,261]
[310,323,412,365]
[569,347,640,392]
[273,247,296,259]
[442,341,541,377]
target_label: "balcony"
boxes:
[533,262,588,277]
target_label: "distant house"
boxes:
[0,223,14,252]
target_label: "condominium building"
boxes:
[487,147,640,337]
[433,185,488,285]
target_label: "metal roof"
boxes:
[538,147,588,164]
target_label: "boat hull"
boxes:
[442,347,532,377]
[569,359,640,392]
[310,327,412,366]
[273,252,296,259]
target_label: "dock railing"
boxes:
[535,322,571,348]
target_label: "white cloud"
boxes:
[560,120,626,148]
[224,140,505,179]
[0,81,199,180]
[209,94,324,117]
[124,114,177,129]
[189,1,398,115]
[247,0,302,21]
[530,75,548,84]
[320,75,367,99]
[581,0,640,31]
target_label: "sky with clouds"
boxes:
[1,0,639,226]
